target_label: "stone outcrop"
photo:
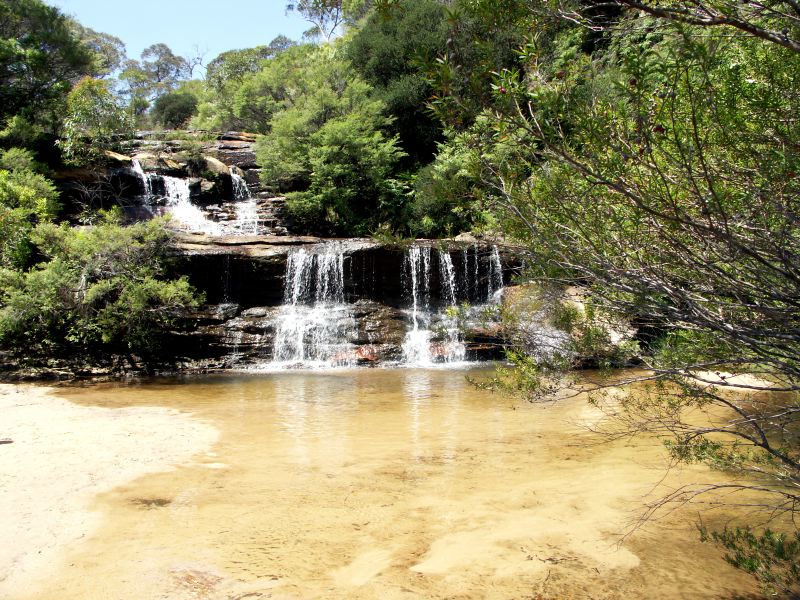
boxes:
[164,235,521,370]
[500,283,639,368]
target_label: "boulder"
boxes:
[501,283,637,367]
[215,140,258,169]
[103,151,132,168]
[219,131,258,143]
[204,155,231,177]
[133,152,186,176]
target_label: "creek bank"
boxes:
[0,383,218,599]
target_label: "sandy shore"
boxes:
[0,383,218,598]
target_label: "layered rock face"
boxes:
[54,131,292,236]
[166,235,513,370]
[53,131,636,372]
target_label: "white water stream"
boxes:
[271,245,358,368]
[265,243,505,369]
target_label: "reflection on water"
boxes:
[42,369,761,600]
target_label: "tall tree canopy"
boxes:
[0,0,94,130]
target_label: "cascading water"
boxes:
[257,241,506,369]
[230,168,260,235]
[271,244,358,368]
[489,246,503,300]
[402,247,470,366]
[131,159,152,197]
[162,176,221,235]
[231,169,250,201]
[402,246,434,365]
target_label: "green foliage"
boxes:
[0,214,201,364]
[347,0,448,165]
[205,36,296,95]
[285,112,408,235]
[140,43,189,91]
[254,44,407,235]
[151,92,198,128]
[0,148,41,173]
[59,78,135,166]
[0,115,45,149]
[0,165,59,269]
[700,527,800,596]
[119,43,190,123]
[286,0,368,40]
[195,37,298,132]
[410,130,486,236]
[425,0,532,128]
[68,20,127,77]
[0,0,94,131]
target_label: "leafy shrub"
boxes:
[0,167,59,268]
[0,213,202,366]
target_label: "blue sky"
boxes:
[49,0,311,77]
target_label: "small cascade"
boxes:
[271,244,357,368]
[231,169,250,201]
[162,176,221,235]
[402,246,467,366]
[439,251,458,306]
[131,159,152,197]
[228,167,262,235]
[489,246,503,299]
[402,246,433,365]
[230,241,508,369]
[456,245,505,303]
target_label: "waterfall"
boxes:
[489,246,504,300]
[402,247,433,365]
[231,169,250,200]
[256,241,506,369]
[439,251,458,306]
[402,247,467,366]
[230,167,261,235]
[271,245,357,368]
[131,159,152,198]
[162,176,221,235]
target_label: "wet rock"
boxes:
[353,300,407,347]
[243,168,261,186]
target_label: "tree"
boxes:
[59,77,135,166]
[287,0,347,40]
[347,0,449,166]
[0,161,59,269]
[593,1,800,53]
[141,43,190,90]
[68,20,127,77]
[196,43,316,134]
[254,44,407,235]
[425,0,533,129]
[196,37,298,131]
[0,0,94,131]
[151,92,199,128]
[205,36,296,94]
[118,43,190,116]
